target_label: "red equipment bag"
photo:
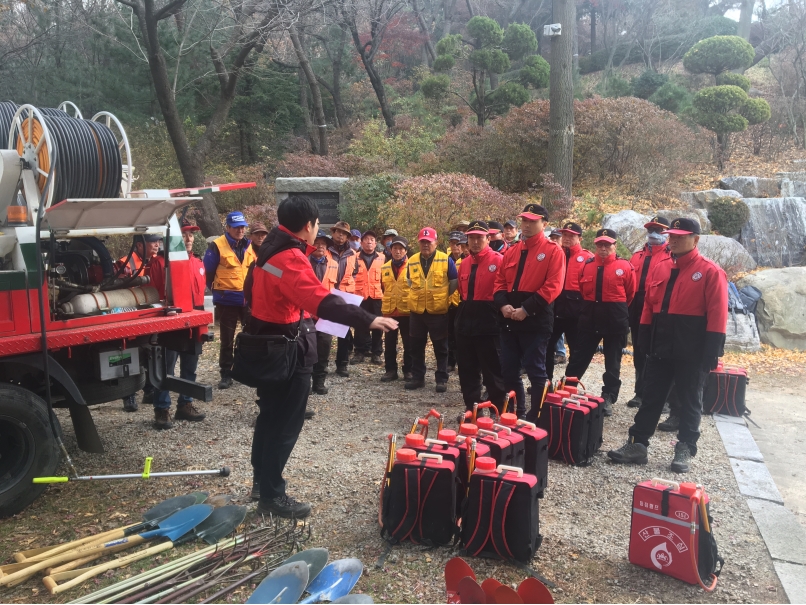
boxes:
[452,425,491,517]
[568,392,604,455]
[476,427,513,467]
[629,478,723,590]
[381,449,457,546]
[703,362,749,417]
[499,413,548,497]
[539,393,592,466]
[461,458,541,564]
[476,417,525,468]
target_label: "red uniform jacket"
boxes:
[639,247,728,363]
[150,253,206,309]
[577,254,635,335]
[554,243,595,319]
[493,232,566,333]
[628,243,671,328]
[456,245,504,337]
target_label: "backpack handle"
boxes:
[424,438,449,446]
[561,397,579,405]
[492,424,511,435]
[516,419,537,430]
[417,452,443,464]
[477,429,498,440]
[570,394,588,401]
[651,477,680,490]
[496,465,523,477]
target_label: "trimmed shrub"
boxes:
[683,35,755,76]
[649,81,692,113]
[597,73,633,98]
[339,174,403,234]
[420,75,451,101]
[709,197,750,237]
[632,71,668,99]
[520,55,550,89]
[715,72,751,91]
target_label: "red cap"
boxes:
[476,417,494,430]
[395,448,417,463]
[459,423,478,436]
[417,227,437,242]
[438,429,457,443]
[679,482,698,496]
[475,457,496,472]
[405,433,425,447]
[500,413,518,427]
[564,385,578,394]
[555,390,570,399]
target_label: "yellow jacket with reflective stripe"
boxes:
[450,256,463,307]
[407,250,450,315]
[212,234,256,292]
[381,258,410,316]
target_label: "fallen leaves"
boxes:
[723,344,806,376]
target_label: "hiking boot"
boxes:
[671,441,692,474]
[435,381,448,393]
[403,372,414,382]
[350,352,365,364]
[175,403,205,421]
[311,376,328,395]
[447,363,456,374]
[250,479,260,501]
[123,395,138,412]
[662,402,670,415]
[607,440,648,465]
[335,364,349,378]
[480,389,489,402]
[153,408,173,430]
[554,353,567,365]
[304,409,315,420]
[141,390,155,404]
[371,354,383,365]
[658,415,680,432]
[218,376,233,389]
[381,371,399,382]
[601,394,614,417]
[405,379,425,390]
[626,395,642,408]
[257,494,312,519]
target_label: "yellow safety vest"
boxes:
[407,250,450,315]
[450,256,463,307]
[212,235,256,292]
[381,259,410,316]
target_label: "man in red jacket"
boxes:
[608,218,728,473]
[456,220,507,413]
[626,216,672,409]
[244,196,398,518]
[546,222,594,386]
[564,228,635,415]
[494,204,565,419]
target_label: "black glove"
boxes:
[702,356,719,372]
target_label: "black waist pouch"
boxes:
[232,312,302,387]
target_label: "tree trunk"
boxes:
[410,0,436,64]
[290,24,328,155]
[590,4,596,53]
[441,0,456,39]
[738,0,754,40]
[465,0,475,17]
[547,0,576,200]
[299,70,319,154]
[347,19,395,129]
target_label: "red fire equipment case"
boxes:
[539,393,592,466]
[703,363,749,417]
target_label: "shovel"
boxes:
[331,595,374,604]
[246,561,309,604]
[299,558,364,604]
[457,576,486,604]
[42,505,245,595]
[494,584,523,604]
[445,557,476,604]
[10,493,205,565]
[481,578,503,602]
[281,548,329,588]
[516,577,554,604]
[0,504,213,588]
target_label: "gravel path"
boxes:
[0,344,786,603]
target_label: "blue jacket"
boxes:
[203,232,252,306]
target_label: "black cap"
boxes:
[315,229,332,242]
[665,217,701,235]
[390,235,409,248]
[465,220,489,235]
[594,228,618,243]
[135,233,163,243]
[504,219,517,229]
[559,222,583,235]
[519,203,548,220]
[488,221,504,233]
[448,231,464,241]
[549,228,562,238]
[644,216,671,230]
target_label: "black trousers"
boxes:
[409,312,449,383]
[384,315,412,374]
[336,331,353,367]
[354,298,383,355]
[447,305,458,367]
[565,330,627,401]
[312,331,332,379]
[251,370,311,500]
[629,357,708,454]
[216,304,249,377]
[546,316,579,382]
[455,333,507,412]
[629,312,647,398]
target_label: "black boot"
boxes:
[335,364,349,378]
[658,415,680,432]
[257,494,312,519]
[671,441,692,473]
[607,439,648,464]
[311,376,328,395]
[381,371,399,382]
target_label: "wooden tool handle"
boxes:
[13,524,136,563]
[43,542,174,595]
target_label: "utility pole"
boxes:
[546,0,576,200]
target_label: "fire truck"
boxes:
[0,103,245,516]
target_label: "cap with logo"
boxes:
[548,228,562,239]
[504,219,517,229]
[331,221,351,234]
[350,229,362,238]
[362,230,377,240]
[518,203,548,221]
[487,221,504,234]
[664,217,701,235]
[226,211,248,227]
[180,217,201,232]
[644,215,671,230]
[594,228,618,244]
[448,230,465,241]
[418,227,437,242]
[250,222,269,235]
[383,228,399,238]
[465,220,489,235]
[559,222,583,236]
[315,229,333,243]
[390,235,409,248]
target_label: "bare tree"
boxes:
[289,23,328,154]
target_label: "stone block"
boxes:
[738,197,806,267]
[716,420,763,461]
[730,459,784,504]
[680,188,741,209]
[774,561,806,604]
[747,498,806,564]
[737,268,806,351]
[720,176,780,198]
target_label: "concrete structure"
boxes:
[275,177,350,228]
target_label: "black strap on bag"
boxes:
[231,310,303,388]
[388,467,420,543]
[490,480,517,560]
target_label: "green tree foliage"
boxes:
[597,73,633,98]
[339,174,403,233]
[631,71,669,100]
[420,75,452,102]
[715,72,751,91]
[649,82,692,114]
[683,35,755,76]
[709,197,750,237]
[348,120,435,168]
[520,55,550,89]
[691,85,768,133]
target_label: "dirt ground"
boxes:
[0,343,791,604]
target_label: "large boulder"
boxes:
[655,209,711,234]
[780,178,806,198]
[724,312,761,353]
[601,210,650,253]
[719,176,780,198]
[738,197,806,267]
[680,189,741,209]
[737,268,806,350]
[697,235,757,274]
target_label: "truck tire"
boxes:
[0,385,61,517]
[78,372,146,406]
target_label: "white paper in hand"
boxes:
[315,289,364,338]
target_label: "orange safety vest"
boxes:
[212,234,256,292]
[353,252,384,299]
[117,251,150,276]
[320,251,341,290]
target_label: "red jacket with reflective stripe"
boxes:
[456,246,503,336]
[640,247,728,361]
[493,232,566,332]
[554,243,594,318]
[577,254,635,334]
